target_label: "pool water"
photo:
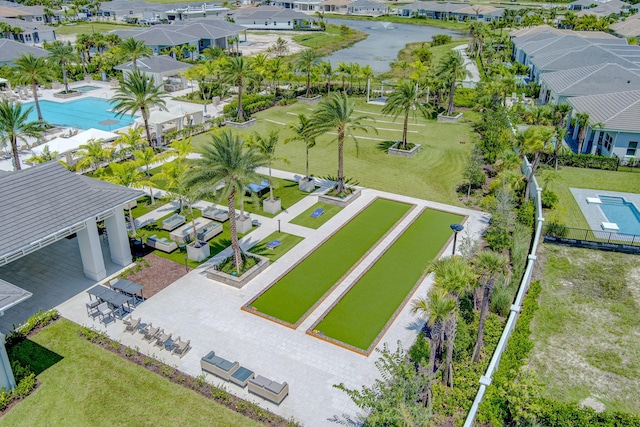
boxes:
[599,196,640,235]
[74,85,99,93]
[24,97,137,131]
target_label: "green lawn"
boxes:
[250,232,304,263]
[130,196,169,219]
[192,99,475,206]
[53,22,138,36]
[315,209,463,351]
[543,167,640,229]
[4,319,261,426]
[289,202,343,229]
[250,199,412,325]
[529,245,640,416]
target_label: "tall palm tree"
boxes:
[310,92,377,194]
[382,80,432,150]
[185,130,267,273]
[46,41,77,94]
[285,113,316,180]
[575,112,590,154]
[436,50,471,116]
[111,69,168,146]
[11,53,54,122]
[411,287,457,408]
[221,57,258,122]
[296,49,320,98]
[250,130,287,201]
[471,250,509,363]
[119,37,152,70]
[319,60,333,94]
[517,125,555,198]
[265,57,285,96]
[0,100,44,171]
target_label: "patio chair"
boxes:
[311,208,325,218]
[123,317,141,334]
[86,300,100,318]
[154,330,172,350]
[142,323,160,341]
[97,302,114,324]
[266,240,282,250]
[172,337,191,358]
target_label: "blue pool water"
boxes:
[74,85,100,93]
[599,196,640,235]
[24,97,137,131]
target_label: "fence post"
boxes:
[585,229,589,240]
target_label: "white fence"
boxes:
[463,157,544,427]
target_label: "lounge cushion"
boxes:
[251,375,271,387]
[266,381,286,394]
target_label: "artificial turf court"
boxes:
[314,209,464,352]
[249,198,412,325]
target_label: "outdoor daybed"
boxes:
[161,213,186,231]
[248,375,289,405]
[146,235,178,253]
[197,222,223,241]
[201,351,239,381]
[202,206,229,222]
[170,217,213,243]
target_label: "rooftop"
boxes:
[541,63,640,97]
[568,90,640,132]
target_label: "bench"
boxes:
[248,375,289,405]
[311,208,325,218]
[146,235,177,253]
[201,351,239,381]
[161,213,186,231]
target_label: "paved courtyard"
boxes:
[48,173,488,426]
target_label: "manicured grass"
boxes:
[251,199,412,325]
[4,319,261,426]
[192,99,475,206]
[250,232,304,263]
[239,176,309,218]
[289,202,343,229]
[543,167,640,229]
[529,245,640,416]
[315,209,463,351]
[130,195,169,219]
[323,13,469,31]
[53,22,138,36]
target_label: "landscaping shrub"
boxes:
[6,309,59,346]
[431,34,452,46]
[408,333,430,366]
[543,221,568,237]
[516,200,535,228]
[541,189,558,209]
[223,94,275,119]
[485,227,511,252]
[454,88,479,109]
[490,282,514,317]
[540,152,619,171]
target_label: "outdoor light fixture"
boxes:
[450,223,464,256]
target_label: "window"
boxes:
[25,34,32,42]
[627,141,638,157]
[603,133,613,152]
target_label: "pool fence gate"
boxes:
[544,227,640,255]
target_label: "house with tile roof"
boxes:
[0,16,56,44]
[229,7,313,29]
[0,39,48,66]
[567,90,640,158]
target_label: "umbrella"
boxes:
[98,119,119,131]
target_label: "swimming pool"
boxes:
[74,85,100,93]
[599,196,640,235]
[24,97,137,131]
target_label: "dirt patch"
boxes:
[125,254,187,298]
[241,31,307,56]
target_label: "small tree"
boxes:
[249,130,288,201]
[463,145,486,197]
[285,113,316,180]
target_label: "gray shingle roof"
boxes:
[127,27,198,46]
[114,54,193,73]
[0,39,48,63]
[532,44,640,72]
[0,162,143,258]
[0,279,31,314]
[541,63,640,96]
[568,90,640,132]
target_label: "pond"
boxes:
[325,18,463,73]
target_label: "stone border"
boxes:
[307,211,469,356]
[242,198,416,330]
[318,188,361,208]
[388,142,421,158]
[296,95,322,105]
[225,118,257,129]
[437,112,463,123]
[206,253,269,289]
[53,91,82,99]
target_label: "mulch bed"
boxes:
[124,254,189,299]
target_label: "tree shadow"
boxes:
[376,140,396,152]
[210,238,232,256]
[8,339,64,376]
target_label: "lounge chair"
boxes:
[202,206,229,222]
[154,330,172,349]
[248,375,289,405]
[97,302,114,324]
[161,213,186,231]
[266,240,282,250]
[197,223,223,242]
[201,351,239,381]
[172,337,191,358]
[311,208,325,218]
[123,317,141,334]
[146,235,178,253]
[142,323,160,341]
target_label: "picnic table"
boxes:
[87,285,132,319]
[111,279,145,304]
[245,180,270,197]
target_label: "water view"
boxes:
[325,18,463,73]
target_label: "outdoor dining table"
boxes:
[87,285,132,319]
[111,279,145,302]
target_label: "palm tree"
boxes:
[310,92,377,194]
[575,112,590,154]
[411,287,457,408]
[517,125,555,198]
[11,53,54,122]
[296,49,320,98]
[75,139,113,171]
[221,57,258,122]
[46,41,77,94]
[319,61,333,94]
[0,100,44,171]
[285,113,316,180]
[471,250,509,363]
[152,160,189,213]
[111,69,168,146]
[382,80,432,150]
[436,50,471,116]
[102,161,144,235]
[119,37,152,70]
[114,127,145,159]
[250,130,287,201]
[185,130,267,273]
[133,146,159,204]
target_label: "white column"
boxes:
[572,122,579,140]
[0,333,16,391]
[591,130,601,154]
[105,206,133,267]
[77,217,107,281]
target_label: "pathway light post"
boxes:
[450,223,464,256]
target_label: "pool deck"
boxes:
[40,170,490,426]
[570,188,640,235]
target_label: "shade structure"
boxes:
[31,137,84,156]
[135,109,183,145]
[73,128,119,145]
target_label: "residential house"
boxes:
[0,38,48,66]
[575,0,629,18]
[0,17,55,44]
[111,27,199,56]
[346,0,388,16]
[229,7,312,30]
[567,90,640,159]
[171,19,245,50]
[319,0,349,13]
[164,4,229,21]
[114,55,193,91]
[397,1,464,18]
[539,63,640,104]
[611,14,640,38]
[567,0,621,11]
